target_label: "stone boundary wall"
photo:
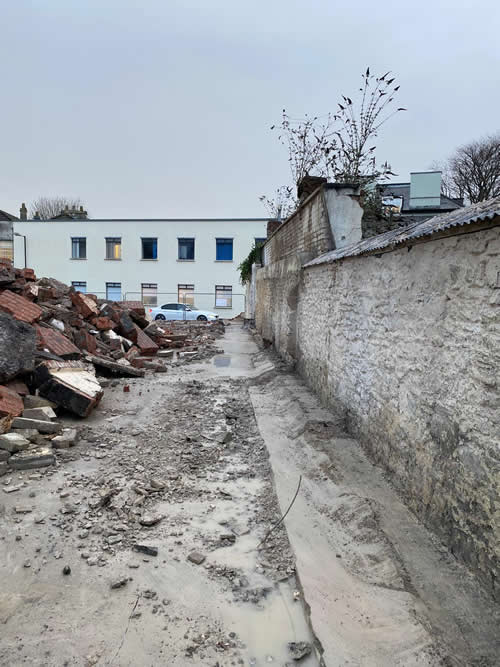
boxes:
[256,219,500,599]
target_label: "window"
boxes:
[105,238,121,260]
[161,303,178,310]
[72,281,87,293]
[141,283,157,306]
[142,237,158,260]
[178,284,194,306]
[106,282,121,301]
[255,237,266,246]
[0,240,13,261]
[216,238,233,261]
[71,237,86,259]
[178,238,194,260]
[215,285,232,308]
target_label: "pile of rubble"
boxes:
[0,259,224,475]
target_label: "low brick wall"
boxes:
[257,224,500,599]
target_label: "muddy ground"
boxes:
[1,325,498,666]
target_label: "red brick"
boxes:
[134,324,159,356]
[0,289,42,323]
[91,316,115,330]
[5,379,29,396]
[71,292,99,319]
[36,326,81,359]
[125,346,140,361]
[120,301,145,315]
[0,385,24,417]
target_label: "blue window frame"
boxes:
[72,281,87,293]
[178,238,195,260]
[216,238,233,261]
[106,282,121,301]
[142,237,158,260]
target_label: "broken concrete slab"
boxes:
[9,446,55,470]
[51,428,78,449]
[0,312,36,383]
[0,385,24,417]
[22,406,57,421]
[0,432,31,453]
[87,355,145,378]
[34,360,104,417]
[23,395,57,410]
[11,417,62,434]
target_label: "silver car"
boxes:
[149,302,219,322]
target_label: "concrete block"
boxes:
[12,417,62,434]
[34,360,104,417]
[0,432,31,453]
[9,446,55,470]
[22,406,57,421]
[51,428,78,449]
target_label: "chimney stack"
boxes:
[19,203,27,221]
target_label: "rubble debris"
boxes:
[22,406,57,421]
[63,565,71,575]
[110,577,129,589]
[187,551,206,565]
[34,360,104,417]
[51,428,78,449]
[133,544,158,557]
[36,325,81,359]
[11,416,62,434]
[0,312,36,382]
[0,432,31,453]
[87,355,145,378]
[0,385,24,417]
[0,289,42,323]
[139,513,164,527]
[288,642,312,661]
[9,446,55,470]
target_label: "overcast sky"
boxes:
[1,0,499,219]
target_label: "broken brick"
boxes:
[73,329,97,354]
[0,385,24,417]
[134,325,159,356]
[71,292,99,319]
[36,325,81,359]
[0,290,43,323]
[91,316,115,331]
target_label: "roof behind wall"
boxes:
[0,210,18,221]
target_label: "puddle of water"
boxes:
[214,355,232,367]
[228,579,320,666]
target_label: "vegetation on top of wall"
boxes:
[238,241,264,284]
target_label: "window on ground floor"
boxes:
[178,237,195,260]
[215,285,232,308]
[141,283,158,306]
[0,240,13,261]
[106,282,121,301]
[216,238,233,261]
[72,281,87,293]
[254,237,266,246]
[178,283,194,306]
[71,237,86,259]
[105,237,122,260]
[142,237,158,260]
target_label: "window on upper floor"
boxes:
[105,237,121,260]
[178,238,195,260]
[215,285,232,308]
[141,283,158,306]
[72,281,87,293]
[142,237,158,260]
[106,282,121,301]
[71,237,86,259]
[255,237,266,246]
[216,238,233,261]
[178,283,194,306]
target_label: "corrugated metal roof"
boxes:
[304,195,500,267]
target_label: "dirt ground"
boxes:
[0,325,498,666]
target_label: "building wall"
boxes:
[13,218,267,317]
[256,204,500,598]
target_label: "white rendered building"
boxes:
[13,217,268,318]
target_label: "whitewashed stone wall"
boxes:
[257,220,500,599]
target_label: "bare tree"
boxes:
[261,68,405,216]
[259,186,296,219]
[29,196,84,220]
[445,134,500,203]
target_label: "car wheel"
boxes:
[155,314,166,320]
[197,315,208,321]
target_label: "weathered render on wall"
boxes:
[256,187,500,599]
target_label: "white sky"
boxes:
[1,0,499,218]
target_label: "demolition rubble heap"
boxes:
[0,260,224,474]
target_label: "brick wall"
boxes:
[256,223,500,599]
